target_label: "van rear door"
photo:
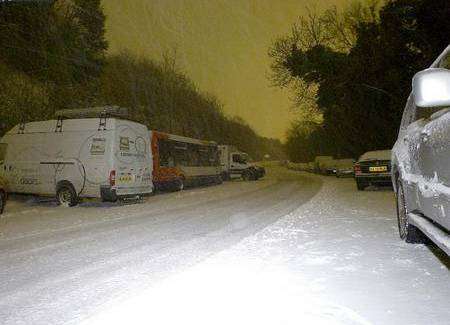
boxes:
[113,121,152,196]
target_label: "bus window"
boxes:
[174,141,188,166]
[158,139,171,167]
[198,147,210,166]
[187,143,200,167]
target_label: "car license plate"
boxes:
[369,166,387,172]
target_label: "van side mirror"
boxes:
[413,68,450,108]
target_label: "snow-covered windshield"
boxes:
[358,150,391,162]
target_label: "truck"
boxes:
[218,145,265,181]
[0,106,153,206]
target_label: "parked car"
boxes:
[0,176,7,215]
[354,150,392,190]
[314,156,334,174]
[325,160,338,175]
[335,159,355,178]
[392,45,450,255]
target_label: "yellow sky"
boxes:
[103,0,348,140]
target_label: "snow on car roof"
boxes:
[359,150,391,161]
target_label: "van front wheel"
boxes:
[57,183,78,207]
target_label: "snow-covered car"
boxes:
[392,45,450,255]
[354,150,392,190]
[0,176,7,214]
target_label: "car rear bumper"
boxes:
[355,173,392,185]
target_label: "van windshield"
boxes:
[233,154,247,164]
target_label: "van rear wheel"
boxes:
[57,183,78,207]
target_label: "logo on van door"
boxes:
[120,137,130,151]
[91,138,106,155]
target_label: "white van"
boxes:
[0,107,153,206]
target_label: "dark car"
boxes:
[392,45,450,255]
[354,150,392,191]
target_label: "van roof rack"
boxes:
[54,106,129,119]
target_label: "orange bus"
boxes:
[150,131,222,191]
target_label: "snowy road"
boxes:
[1,165,449,325]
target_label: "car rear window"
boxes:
[359,150,391,161]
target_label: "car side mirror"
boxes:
[413,68,450,108]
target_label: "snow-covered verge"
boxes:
[84,173,450,325]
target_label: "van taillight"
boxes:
[109,170,116,187]
[354,164,361,175]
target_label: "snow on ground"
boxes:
[0,166,321,324]
[1,166,449,325]
[84,170,450,325]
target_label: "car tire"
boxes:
[0,190,5,214]
[242,170,251,181]
[356,179,366,191]
[249,169,258,181]
[56,182,78,207]
[221,172,230,181]
[173,178,184,191]
[396,180,426,244]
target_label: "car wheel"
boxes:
[173,178,184,191]
[0,191,5,214]
[356,179,366,191]
[396,180,426,244]
[56,183,78,207]
[221,172,230,181]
